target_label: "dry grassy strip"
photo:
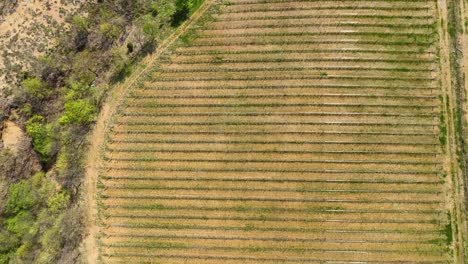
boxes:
[106,234,440,245]
[101,180,442,193]
[159,66,435,73]
[222,7,431,14]
[101,174,444,184]
[197,30,434,38]
[104,205,443,215]
[162,57,435,66]
[154,75,436,81]
[214,14,433,22]
[103,185,442,195]
[100,194,442,203]
[131,89,438,97]
[121,102,439,112]
[120,112,438,118]
[169,57,435,64]
[101,185,442,199]
[107,205,442,216]
[102,165,441,173]
[114,122,438,127]
[220,1,432,10]
[108,129,438,138]
[104,214,441,225]
[191,31,435,42]
[104,149,442,159]
[214,11,433,22]
[189,39,433,47]
[175,48,436,55]
[206,22,435,30]
[103,243,444,254]
[157,68,435,77]
[111,130,437,136]
[228,0,434,4]
[108,137,438,144]
[128,93,437,99]
[143,83,436,90]
[106,223,443,234]
[101,254,447,264]
[105,157,439,166]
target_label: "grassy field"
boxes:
[97,0,465,262]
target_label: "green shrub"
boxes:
[23,78,51,99]
[72,15,90,32]
[59,99,96,125]
[47,191,70,214]
[5,211,35,237]
[25,116,54,162]
[70,50,98,84]
[142,19,159,39]
[20,103,33,116]
[99,22,121,41]
[6,177,41,215]
[64,82,91,101]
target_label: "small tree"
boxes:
[171,0,190,27]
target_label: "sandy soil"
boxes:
[1,121,25,154]
[0,0,82,94]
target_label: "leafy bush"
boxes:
[5,180,38,215]
[70,50,99,84]
[5,211,35,237]
[25,116,54,163]
[99,22,121,41]
[64,82,91,101]
[59,99,96,125]
[72,15,90,32]
[142,18,159,39]
[23,78,51,99]
[47,191,70,214]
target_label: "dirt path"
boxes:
[437,0,466,262]
[81,1,216,263]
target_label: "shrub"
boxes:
[5,180,37,215]
[99,23,121,41]
[140,15,159,41]
[70,50,98,84]
[47,191,70,214]
[5,211,35,237]
[23,78,51,99]
[59,100,96,125]
[5,172,51,215]
[64,82,91,101]
[72,16,90,32]
[25,116,54,163]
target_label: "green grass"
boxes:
[445,212,453,245]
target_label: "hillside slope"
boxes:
[96,0,466,263]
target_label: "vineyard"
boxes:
[96,0,466,263]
